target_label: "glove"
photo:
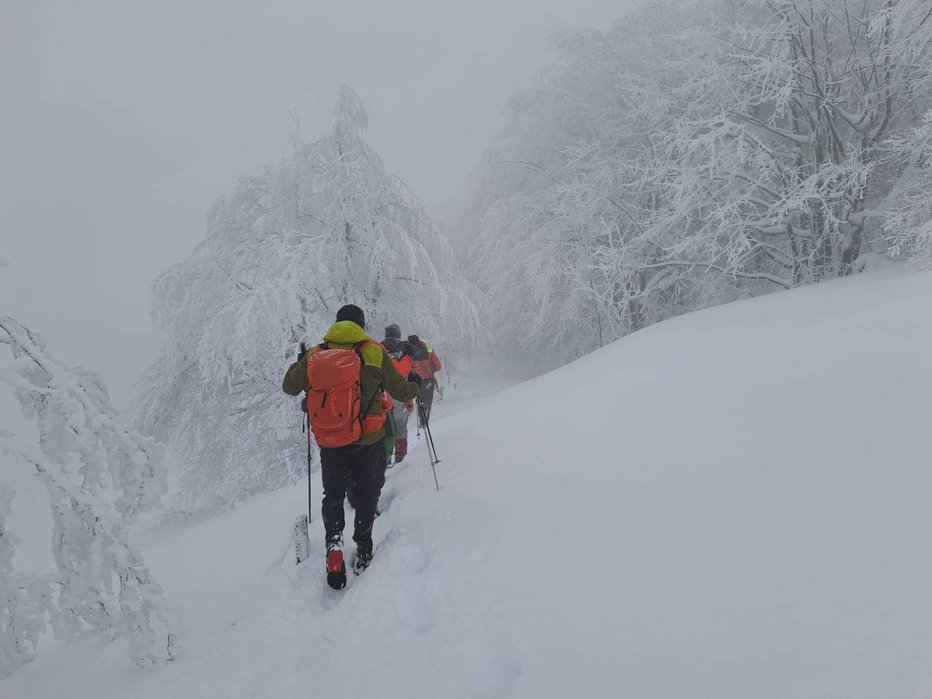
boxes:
[299,395,308,413]
[407,372,423,387]
[297,341,308,361]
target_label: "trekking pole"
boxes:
[298,342,313,524]
[305,411,313,523]
[294,406,313,565]
[417,398,441,491]
[426,403,440,463]
[416,398,435,462]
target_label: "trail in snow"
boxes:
[5,269,932,699]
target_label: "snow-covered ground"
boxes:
[5,269,932,698]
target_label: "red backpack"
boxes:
[305,342,385,448]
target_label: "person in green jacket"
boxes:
[283,304,419,582]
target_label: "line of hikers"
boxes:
[381,321,442,464]
[282,304,442,588]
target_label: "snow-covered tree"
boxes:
[465,4,726,361]
[652,0,932,284]
[465,0,932,364]
[0,316,176,676]
[134,86,481,513]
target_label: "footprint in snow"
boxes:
[398,541,430,573]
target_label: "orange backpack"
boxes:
[305,342,385,448]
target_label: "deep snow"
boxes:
[5,269,932,698]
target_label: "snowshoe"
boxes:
[294,514,310,565]
[326,538,347,590]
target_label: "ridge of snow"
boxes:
[5,268,932,698]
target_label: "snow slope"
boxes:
[5,269,932,698]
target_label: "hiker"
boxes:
[382,324,415,465]
[282,304,420,588]
[408,334,442,424]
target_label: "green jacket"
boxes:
[282,320,419,446]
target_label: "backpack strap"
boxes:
[351,341,368,368]
[356,341,390,435]
[352,341,382,436]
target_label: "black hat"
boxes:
[385,323,401,340]
[336,304,365,329]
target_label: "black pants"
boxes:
[345,442,389,510]
[320,439,385,552]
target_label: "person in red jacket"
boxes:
[407,334,441,424]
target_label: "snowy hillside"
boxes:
[5,269,932,698]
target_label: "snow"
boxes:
[5,268,932,697]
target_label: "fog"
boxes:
[1,0,627,417]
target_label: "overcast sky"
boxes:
[1,0,629,419]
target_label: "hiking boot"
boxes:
[394,437,408,463]
[326,536,346,590]
[353,545,372,575]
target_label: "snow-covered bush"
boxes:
[133,86,482,513]
[0,316,176,676]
